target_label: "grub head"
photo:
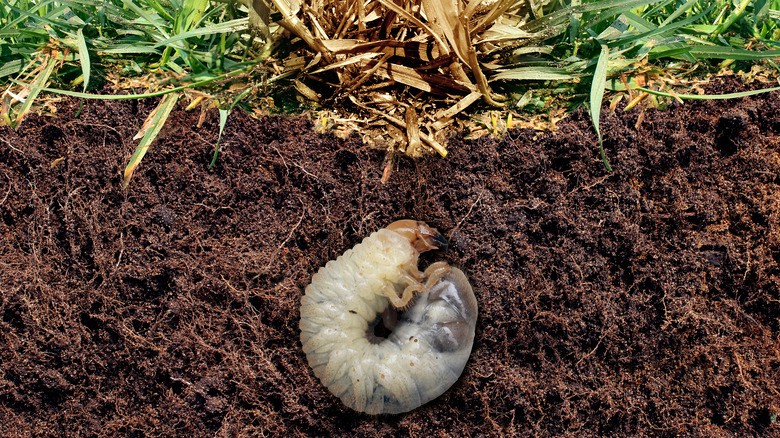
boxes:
[387,220,448,253]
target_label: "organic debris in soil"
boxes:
[1,76,779,437]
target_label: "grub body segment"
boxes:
[300,221,478,415]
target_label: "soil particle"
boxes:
[1,76,779,437]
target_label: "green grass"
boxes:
[2,0,779,181]
[1,0,267,180]
[0,0,256,83]
[517,0,780,167]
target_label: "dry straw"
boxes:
[248,0,552,156]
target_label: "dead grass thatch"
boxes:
[249,0,556,157]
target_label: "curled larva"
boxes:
[300,220,478,415]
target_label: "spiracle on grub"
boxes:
[299,220,478,415]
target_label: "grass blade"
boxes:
[0,60,24,79]
[9,65,254,100]
[14,54,58,126]
[590,43,612,171]
[709,0,751,41]
[121,0,171,39]
[687,45,780,60]
[151,18,249,49]
[76,28,91,91]
[123,92,180,188]
[491,66,578,82]
[634,85,780,99]
[607,6,713,48]
[210,87,253,168]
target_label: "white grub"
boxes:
[300,220,478,415]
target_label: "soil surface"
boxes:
[1,76,779,437]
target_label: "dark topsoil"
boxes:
[1,76,779,437]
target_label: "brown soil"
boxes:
[1,76,779,437]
